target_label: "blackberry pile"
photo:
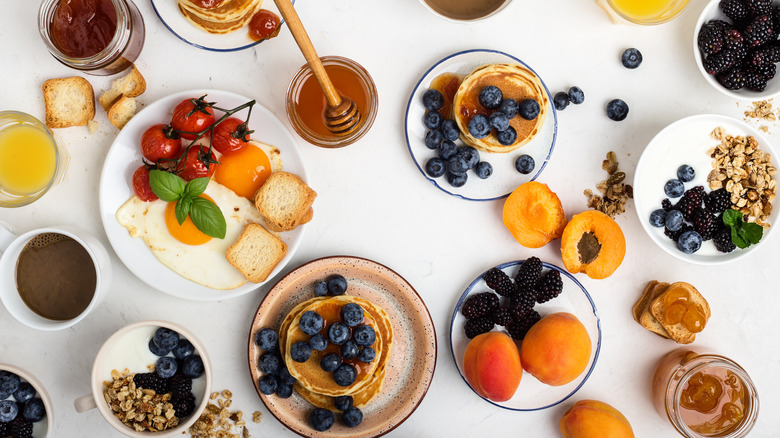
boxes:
[460,258,564,340]
[698,0,780,91]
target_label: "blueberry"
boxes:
[678,230,703,254]
[447,156,468,176]
[353,325,376,347]
[327,274,348,295]
[515,154,535,174]
[309,408,335,432]
[422,89,443,111]
[357,347,376,363]
[664,179,685,198]
[489,112,510,132]
[299,311,324,335]
[328,322,351,345]
[649,209,667,228]
[156,356,178,379]
[341,303,364,327]
[425,157,446,178]
[474,161,493,179]
[447,172,468,187]
[255,328,278,351]
[423,111,443,130]
[0,372,21,398]
[23,398,45,422]
[320,353,342,372]
[665,210,684,231]
[621,48,643,69]
[13,383,36,404]
[606,99,629,121]
[152,328,179,352]
[0,400,18,422]
[496,126,517,146]
[553,92,570,111]
[172,338,195,359]
[677,164,695,182]
[333,395,353,411]
[258,352,281,375]
[440,119,459,141]
[313,279,328,297]
[438,139,457,160]
[148,338,171,357]
[478,85,502,109]
[424,129,442,150]
[258,374,278,395]
[182,355,205,378]
[278,367,296,386]
[467,114,491,138]
[309,334,328,351]
[342,406,364,428]
[290,341,312,363]
[568,86,585,104]
[457,146,480,169]
[518,99,540,120]
[276,383,293,399]
[499,99,519,119]
[333,363,357,387]
[341,340,359,360]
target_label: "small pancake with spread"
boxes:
[177,0,264,34]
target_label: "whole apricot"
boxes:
[559,399,635,438]
[520,313,591,386]
[463,331,522,402]
[560,210,625,279]
[502,181,567,248]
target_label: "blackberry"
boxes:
[773,5,780,33]
[713,227,737,253]
[717,66,746,89]
[514,257,543,291]
[460,292,499,319]
[133,373,168,395]
[510,289,537,313]
[171,393,196,418]
[506,310,541,340]
[167,373,192,398]
[692,208,717,241]
[665,223,694,242]
[706,188,732,213]
[678,186,706,221]
[490,307,514,327]
[746,0,772,16]
[464,317,494,339]
[507,299,533,322]
[8,417,33,438]
[483,268,515,297]
[745,71,768,90]
[721,0,750,25]
[747,61,776,78]
[534,270,564,304]
[698,20,726,55]
[0,420,6,438]
[661,198,675,211]
[744,15,774,48]
[704,50,738,74]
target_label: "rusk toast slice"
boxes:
[226,223,287,283]
[254,171,317,232]
[633,281,671,339]
[42,76,95,128]
[650,282,710,344]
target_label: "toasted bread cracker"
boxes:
[635,281,671,339]
[650,282,710,344]
[42,76,95,128]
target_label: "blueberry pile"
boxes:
[0,371,45,438]
[552,86,585,111]
[698,0,780,91]
[255,327,298,400]
[460,258,564,340]
[309,396,363,431]
[649,164,736,254]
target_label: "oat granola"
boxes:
[103,369,179,432]
[743,100,777,133]
[584,151,633,218]
[189,389,249,438]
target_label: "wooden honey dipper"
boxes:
[273,0,361,136]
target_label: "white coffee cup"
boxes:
[0,363,55,438]
[0,221,111,330]
[74,320,212,438]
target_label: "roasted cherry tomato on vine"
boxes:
[132,166,158,202]
[212,117,253,155]
[248,10,281,41]
[177,146,217,181]
[171,96,216,140]
[141,124,182,163]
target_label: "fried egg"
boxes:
[214,140,283,199]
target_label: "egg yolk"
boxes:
[214,144,273,198]
[164,194,215,245]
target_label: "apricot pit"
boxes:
[561,210,625,279]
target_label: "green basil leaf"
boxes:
[744,222,764,245]
[184,177,209,198]
[149,169,185,202]
[722,209,741,227]
[732,227,749,249]
[189,197,226,239]
[175,197,192,225]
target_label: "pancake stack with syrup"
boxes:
[178,0,264,34]
[280,295,393,410]
[453,63,548,152]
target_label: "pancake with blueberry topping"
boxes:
[177,0,264,34]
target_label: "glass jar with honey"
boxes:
[652,349,758,437]
[38,0,145,75]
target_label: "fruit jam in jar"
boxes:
[651,349,759,437]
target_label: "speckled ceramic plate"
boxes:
[248,256,436,437]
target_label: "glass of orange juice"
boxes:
[0,111,68,207]
[597,0,691,25]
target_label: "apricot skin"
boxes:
[519,313,591,386]
[463,332,522,402]
[559,400,635,438]
[561,210,626,280]
[502,181,567,249]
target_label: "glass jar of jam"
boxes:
[651,349,759,437]
[38,0,145,76]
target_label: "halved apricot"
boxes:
[502,181,567,248]
[561,210,625,279]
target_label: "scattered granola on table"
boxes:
[189,389,249,438]
[583,151,633,218]
[742,100,777,133]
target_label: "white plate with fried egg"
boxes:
[99,90,308,301]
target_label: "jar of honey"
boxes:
[651,349,758,437]
[286,56,378,148]
[38,0,145,75]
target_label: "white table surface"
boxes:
[0,0,777,436]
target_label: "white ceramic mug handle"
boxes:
[74,393,97,413]
[0,221,16,255]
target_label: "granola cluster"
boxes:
[103,369,179,432]
[188,390,250,438]
[584,151,633,218]
[743,100,777,133]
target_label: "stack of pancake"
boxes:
[452,63,548,153]
[280,295,393,410]
[178,0,265,34]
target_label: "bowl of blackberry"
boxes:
[449,258,601,411]
[0,364,52,438]
[695,0,780,99]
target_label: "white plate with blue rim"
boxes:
[404,49,557,201]
[449,260,601,410]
